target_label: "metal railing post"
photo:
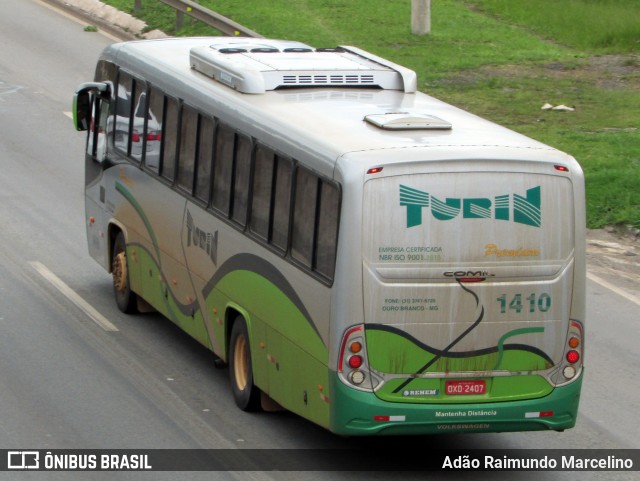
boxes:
[176,10,184,30]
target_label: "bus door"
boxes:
[74,83,111,270]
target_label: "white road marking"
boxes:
[587,271,640,307]
[30,261,119,332]
[63,111,73,119]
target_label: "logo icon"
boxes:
[399,185,541,229]
[7,451,39,470]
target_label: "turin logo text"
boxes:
[399,185,541,229]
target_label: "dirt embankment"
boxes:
[587,227,640,297]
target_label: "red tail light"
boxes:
[348,355,363,369]
[146,131,162,141]
[560,320,583,382]
[566,350,580,364]
[338,326,362,372]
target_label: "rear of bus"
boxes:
[331,148,585,435]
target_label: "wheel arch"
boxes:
[224,304,253,362]
[107,220,127,274]
[226,304,262,411]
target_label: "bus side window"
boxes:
[144,87,164,174]
[271,156,293,252]
[161,96,179,182]
[177,105,198,193]
[86,95,97,157]
[250,145,275,240]
[291,169,339,280]
[194,114,214,203]
[114,71,133,157]
[212,124,234,215]
[129,78,147,163]
[316,181,340,280]
[231,134,252,227]
[91,61,116,163]
[291,167,318,268]
[95,98,109,163]
[86,95,109,163]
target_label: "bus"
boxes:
[73,37,585,435]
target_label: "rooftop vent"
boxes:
[364,112,452,130]
[190,39,417,94]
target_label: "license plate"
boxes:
[445,380,486,395]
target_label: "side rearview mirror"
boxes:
[73,82,110,131]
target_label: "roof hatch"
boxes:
[190,38,417,94]
[364,112,452,130]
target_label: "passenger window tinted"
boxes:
[96,99,109,163]
[115,72,132,155]
[129,78,147,162]
[212,125,234,215]
[195,115,214,203]
[272,157,293,252]
[291,168,318,267]
[232,135,252,226]
[250,146,274,240]
[316,181,340,279]
[145,87,164,174]
[161,96,179,181]
[177,105,198,193]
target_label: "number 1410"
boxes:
[496,293,551,314]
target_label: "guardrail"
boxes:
[134,0,262,38]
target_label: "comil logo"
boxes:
[399,185,541,229]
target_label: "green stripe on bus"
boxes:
[366,326,552,375]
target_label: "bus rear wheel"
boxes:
[229,317,261,411]
[112,232,138,313]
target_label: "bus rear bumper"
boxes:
[329,371,583,436]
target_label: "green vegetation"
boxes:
[468,0,640,53]
[102,0,640,228]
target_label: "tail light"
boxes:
[566,350,580,364]
[557,320,583,383]
[338,325,381,391]
[146,130,162,141]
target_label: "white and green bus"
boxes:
[74,37,585,435]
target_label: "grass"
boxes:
[467,0,640,53]
[100,0,640,229]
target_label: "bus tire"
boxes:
[229,317,261,411]
[112,231,138,314]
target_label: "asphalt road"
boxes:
[0,1,638,480]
